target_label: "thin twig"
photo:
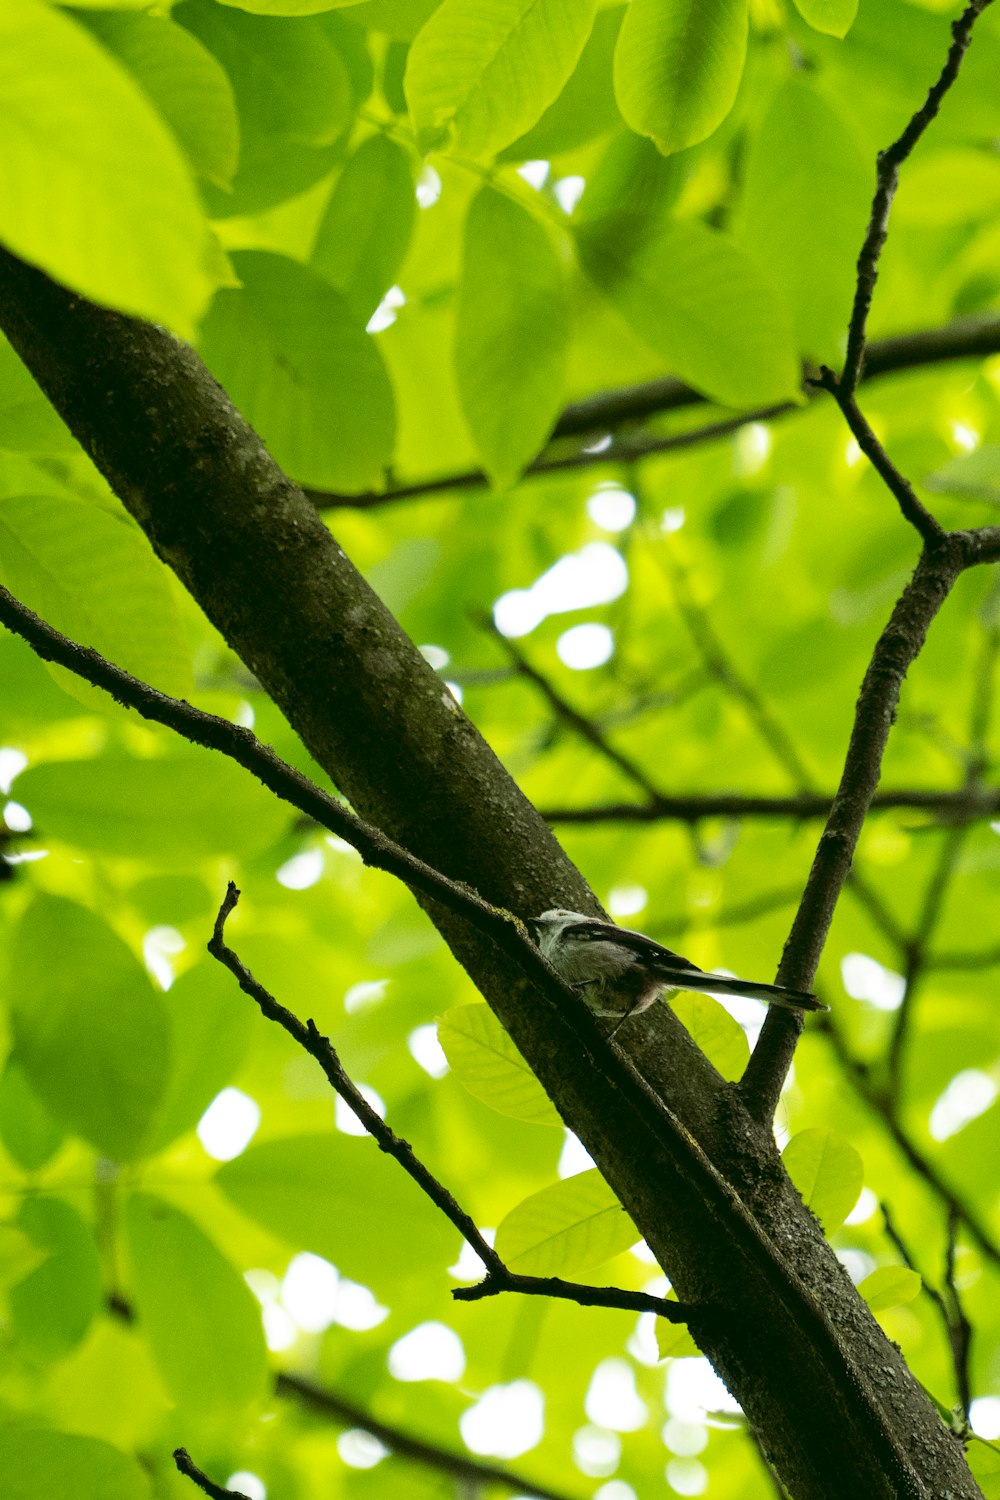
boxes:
[274,1374,586,1500]
[304,316,1000,509]
[841,0,997,396]
[816,370,944,543]
[881,1205,974,1425]
[208,883,689,1325]
[536,786,1000,825]
[174,1450,250,1500]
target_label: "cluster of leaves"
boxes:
[3,0,1000,1498]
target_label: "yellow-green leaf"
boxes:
[669,992,750,1081]
[495,1168,638,1274]
[405,0,598,158]
[438,1003,561,1125]
[858,1265,922,1314]
[791,0,858,39]
[782,1127,863,1233]
[455,188,568,490]
[614,0,749,156]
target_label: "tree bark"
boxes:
[0,247,980,1499]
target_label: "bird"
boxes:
[526,909,825,1023]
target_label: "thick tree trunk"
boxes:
[0,248,980,1499]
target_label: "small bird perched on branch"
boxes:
[527,909,825,1021]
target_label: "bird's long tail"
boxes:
[656,966,827,1012]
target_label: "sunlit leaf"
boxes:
[0,0,217,338]
[0,1056,65,1171]
[495,1168,638,1274]
[669,992,750,1081]
[0,492,193,705]
[791,0,859,39]
[926,445,1000,502]
[438,1002,561,1125]
[782,1127,863,1233]
[858,1265,922,1313]
[198,250,396,492]
[613,0,749,156]
[577,217,801,406]
[499,5,624,161]
[740,78,873,363]
[455,188,568,489]
[405,0,599,157]
[311,134,416,324]
[125,1193,268,1413]
[0,1430,151,1500]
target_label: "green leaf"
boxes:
[143,962,255,1155]
[857,1265,922,1314]
[311,134,416,324]
[613,0,749,156]
[782,1127,863,1233]
[198,251,396,492]
[926,446,1000,502]
[656,1302,700,1359]
[577,217,801,407]
[740,79,873,363]
[79,10,239,190]
[438,1003,561,1126]
[791,0,858,39]
[125,1193,267,1414]
[404,0,599,158]
[499,5,624,161]
[15,749,290,862]
[0,1429,151,1500]
[9,895,170,1161]
[0,491,194,705]
[969,1435,1000,1500]
[175,0,355,217]
[216,0,370,13]
[216,1132,456,1288]
[9,1197,102,1360]
[0,0,217,339]
[0,1057,65,1172]
[455,188,568,490]
[0,1227,48,1296]
[495,1168,638,1275]
[0,341,78,454]
[894,148,1000,227]
[668,993,750,1081]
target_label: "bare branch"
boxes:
[208,884,689,1326]
[537,786,1000,825]
[841,0,997,396]
[174,1450,250,1500]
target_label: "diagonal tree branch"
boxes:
[207,882,688,1325]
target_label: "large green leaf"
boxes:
[143,962,255,1155]
[0,1056,65,1172]
[499,5,624,161]
[0,0,217,338]
[0,340,78,454]
[125,1193,267,1413]
[495,1168,638,1275]
[438,1003,561,1125]
[9,1197,102,1360]
[311,134,416,324]
[0,491,193,704]
[740,79,872,364]
[0,1430,151,1500]
[858,1265,921,1314]
[782,1127,863,1234]
[613,0,749,156]
[455,188,568,490]
[198,251,396,492]
[577,217,801,407]
[79,10,239,190]
[9,896,170,1162]
[405,0,599,158]
[216,1132,456,1288]
[175,0,356,216]
[15,749,289,861]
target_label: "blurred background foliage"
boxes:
[2,0,1000,1496]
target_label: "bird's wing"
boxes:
[565,919,703,974]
